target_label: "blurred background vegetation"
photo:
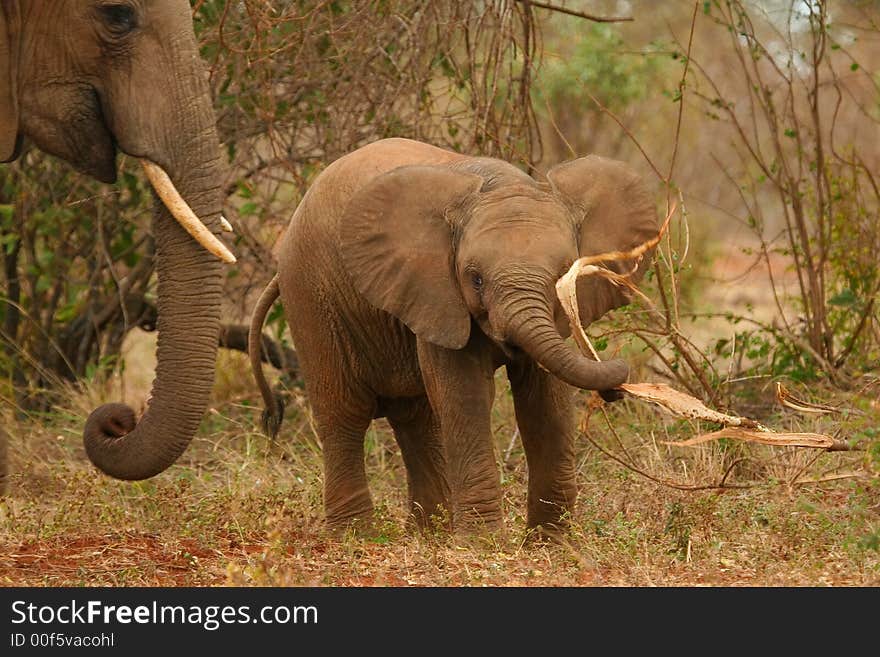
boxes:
[2,0,879,586]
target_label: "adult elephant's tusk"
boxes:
[140,159,237,264]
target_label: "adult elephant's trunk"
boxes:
[83,129,226,480]
[497,277,629,391]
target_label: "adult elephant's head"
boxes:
[342,155,657,391]
[0,1,234,480]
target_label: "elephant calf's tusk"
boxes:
[140,160,237,264]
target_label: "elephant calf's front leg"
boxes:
[417,339,502,532]
[507,360,578,532]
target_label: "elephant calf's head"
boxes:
[342,155,659,392]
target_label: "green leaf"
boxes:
[55,304,79,323]
[2,233,18,255]
[829,288,857,307]
[850,62,859,71]
[236,181,253,199]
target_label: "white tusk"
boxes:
[220,215,233,232]
[139,159,237,264]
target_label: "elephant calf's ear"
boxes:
[0,1,20,162]
[548,155,659,326]
[341,165,483,349]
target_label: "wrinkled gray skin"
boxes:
[251,138,658,533]
[0,0,227,485]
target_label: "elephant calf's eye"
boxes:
[98,4,138,35]
[470,272,483,290]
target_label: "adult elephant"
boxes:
[250,138,658,533]
[1,0,234,482]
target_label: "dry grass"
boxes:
[1,344,878,587]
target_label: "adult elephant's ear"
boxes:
[342,165,482,349]
[0,1,19,162]
[548,155,658,325]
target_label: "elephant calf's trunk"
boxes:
[503,293,628,391]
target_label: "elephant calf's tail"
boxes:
[249,275,285,438]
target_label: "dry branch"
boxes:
[775,381,841,415]
[514,0,633,24]
[557,226,854,454]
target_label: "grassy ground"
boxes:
[1,348,878,587]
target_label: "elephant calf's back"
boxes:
[274,139,474,398]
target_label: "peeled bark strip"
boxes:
[555,205,674,356]
[555,259,600,358]
[619,382,764,428]
[141,160,236,264]
[660,427,850,451]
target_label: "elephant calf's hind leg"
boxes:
[386,397,450,530]
[312,394,376,532]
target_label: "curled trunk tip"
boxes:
[501,291,629,391]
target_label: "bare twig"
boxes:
[514,0,633,24]
[581,416,752,491]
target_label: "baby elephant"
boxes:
[250,138,657,534]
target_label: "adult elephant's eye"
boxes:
[470,272,483,290]
[98,3,138,35]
